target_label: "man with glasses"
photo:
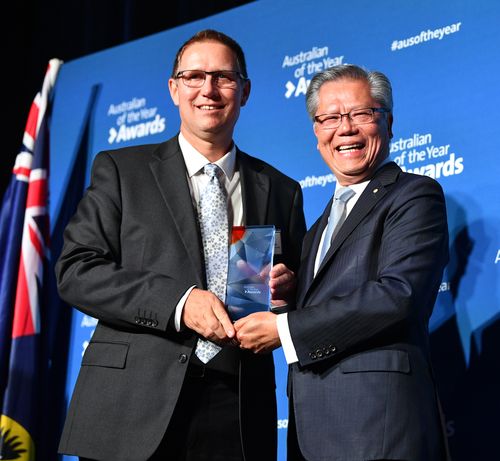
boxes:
[56,29,306,461]
[236,64,450,460]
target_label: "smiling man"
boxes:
[236,64,450,460]
[55,30,306,461]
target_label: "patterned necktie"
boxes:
[195,163,229,363]
[318,186,355,265]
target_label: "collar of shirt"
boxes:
[342,180,368,215]
[313,179,368,276]
[334,157,392,214]
[314,158,392,275]
[178,132,237,181]
[177,133,243,226]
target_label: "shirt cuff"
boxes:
[276,313,298,364]
[175,285,196,332]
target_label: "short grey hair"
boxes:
[305,64,393,120]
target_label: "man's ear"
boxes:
[387,112,394,139]
[168,78,179,106]
[240,79,251,107]
[313,120,320,139]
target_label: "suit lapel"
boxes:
[148,138,204,284]
[238,150,270,225]
[301,162,402,301]
[296,203,330,307]
[326,183,386,258]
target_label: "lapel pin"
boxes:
[373,188,379,194]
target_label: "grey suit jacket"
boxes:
[56,136,306,461]
[288,162,449,461]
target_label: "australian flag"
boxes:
[0,58,62,460]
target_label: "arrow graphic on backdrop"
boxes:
[108,127,118,144]
[285,81,295,98]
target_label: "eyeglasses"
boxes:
[174,70,247,89]
[314,107,390,130]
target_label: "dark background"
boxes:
[2,0,254,201]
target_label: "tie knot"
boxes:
[334,186,354,203]
[204,163,222,179]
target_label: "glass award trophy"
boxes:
[226,225,276,321]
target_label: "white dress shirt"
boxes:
[276,179,370,364]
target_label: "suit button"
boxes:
[328,345,336,353]
[178,354,188,363]
[309,352,317,360]
[316,349,323,358]
[134,317,140,324]
[147,319,153,326]
[153,320,158,327]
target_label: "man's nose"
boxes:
[337,114,357,134]
[201,75,220,96]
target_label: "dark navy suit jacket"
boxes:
[289,162,449,461]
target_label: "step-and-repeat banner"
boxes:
[50,1,500,459]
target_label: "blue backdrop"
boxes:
[49,1,500,459]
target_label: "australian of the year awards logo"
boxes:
[390,132,464,179]
[244,285,262,295]
[107,97,166,144]
[281,45,344,99]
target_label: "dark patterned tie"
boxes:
[195,163,229,363]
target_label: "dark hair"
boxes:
[171,29,248,78]
[305,64,393,120]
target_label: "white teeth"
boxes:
[338,144,363,151]
[199,105,219,110]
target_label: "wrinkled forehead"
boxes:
[317,78,375,109]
